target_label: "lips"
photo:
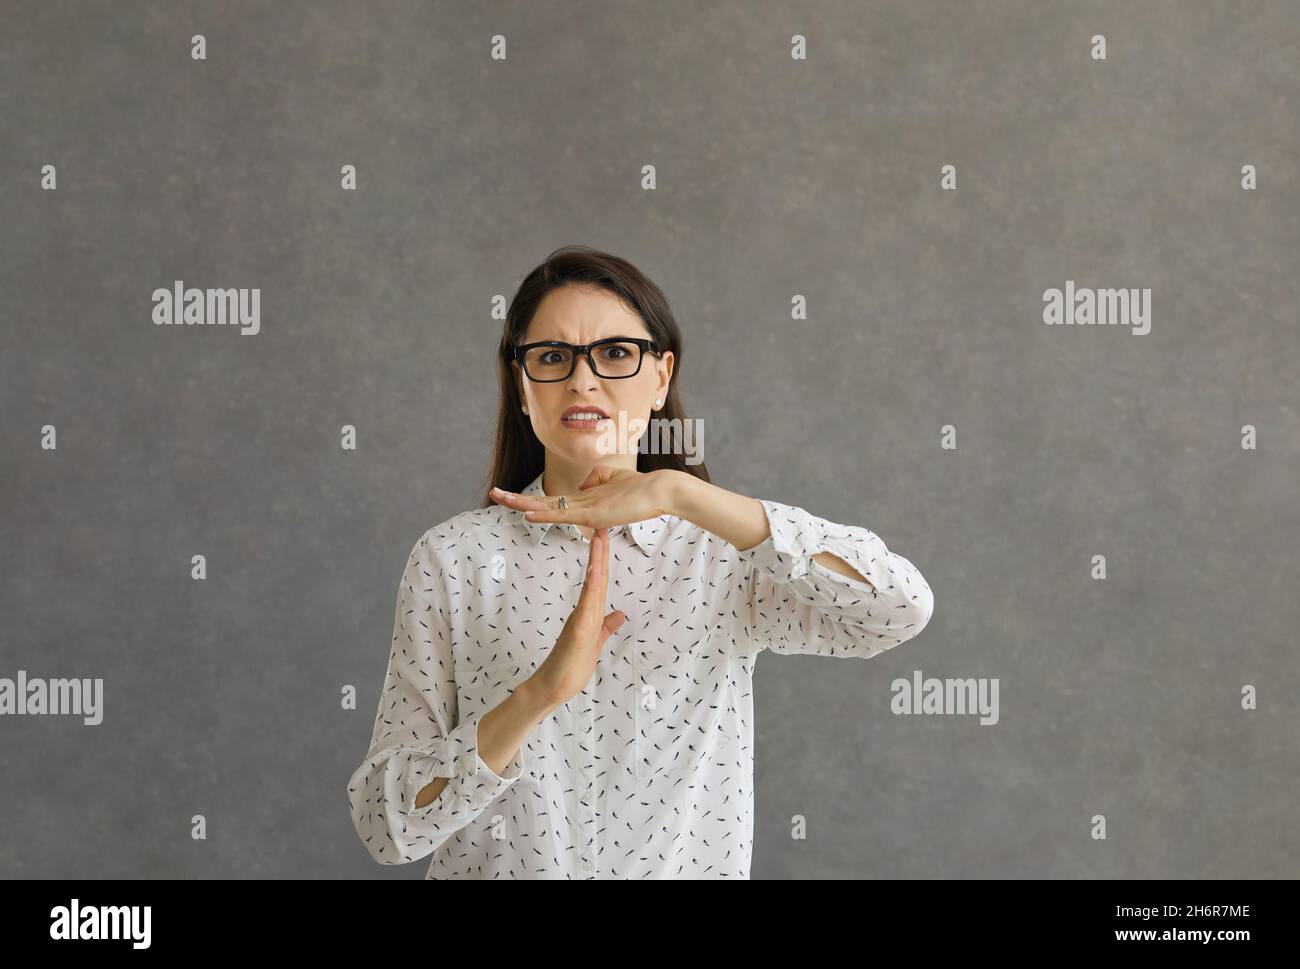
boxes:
[561,405,611,422]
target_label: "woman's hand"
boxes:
[489,465,676,529]
[526,526,627,707]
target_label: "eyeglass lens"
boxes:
[523,341,644,380]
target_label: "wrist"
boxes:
[516,673,564,720]
[660,468,703,521]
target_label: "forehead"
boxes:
[524,285,650,343]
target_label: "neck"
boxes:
[542,454,637,497]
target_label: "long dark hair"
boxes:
[482,244,711,508]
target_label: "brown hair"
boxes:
[481,244,711,508]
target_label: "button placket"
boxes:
[575,696,597,876]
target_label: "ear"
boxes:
[511,359,527,402]
[657,350,674,402]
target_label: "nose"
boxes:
[566,351,600,388]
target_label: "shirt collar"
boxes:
[513,471,665,557]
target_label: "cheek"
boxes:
[530,387,564,417]
[612,384,652,419]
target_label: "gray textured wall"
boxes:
[2,0,1297,878]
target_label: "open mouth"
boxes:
[561,407,612,427]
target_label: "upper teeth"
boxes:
[566,412,605,420]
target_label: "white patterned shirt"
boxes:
[348,471,934,878]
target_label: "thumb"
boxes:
[595,610,627,647]
[578,465,610,491]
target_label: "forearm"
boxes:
[666,470,770,552]
[664,471,871,584]
[414,677,559,809]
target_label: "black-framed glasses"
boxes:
[509,337,662,382]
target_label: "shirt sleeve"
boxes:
[347,532,526,865]
[734,498,935,658]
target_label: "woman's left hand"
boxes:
[490,466,678,529]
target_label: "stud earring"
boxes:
[522,405,528,414]
[654,398,662,409]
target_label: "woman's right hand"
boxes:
[527,527,627,707]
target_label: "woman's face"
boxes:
[514,284,674,467]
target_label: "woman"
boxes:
[347,245,934,879]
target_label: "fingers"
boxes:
[489,488,581,515]
[489,489,533,513]
[489,489,547,512]
[523,494,592,524]
[575,527,610,619]
[490,489,567,522]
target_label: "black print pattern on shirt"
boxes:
[347,472,934,879]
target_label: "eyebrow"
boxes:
[521,334,645,344]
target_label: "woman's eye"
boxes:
[540,351,565,364]
[601,346,628,359]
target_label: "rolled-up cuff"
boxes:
[465,707,527,783]
[399,711,524,816]
[738,499,880,594]
[735,499,816,583]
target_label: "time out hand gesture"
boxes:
[490,465,675,530]
[527,526,627,707]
